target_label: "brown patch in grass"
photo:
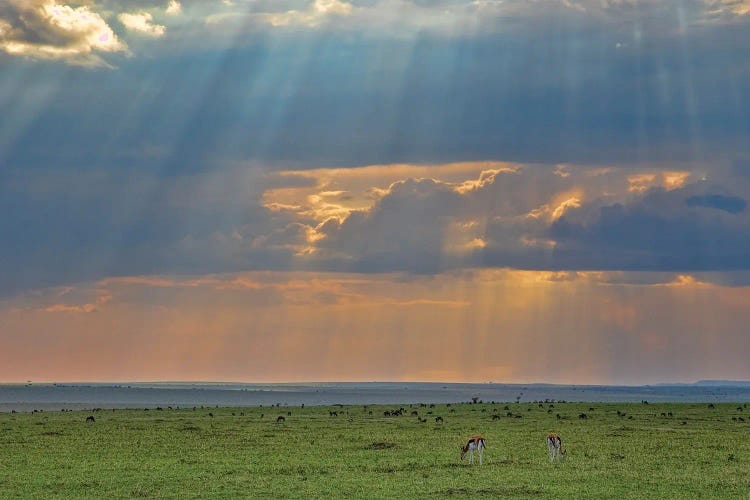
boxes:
[368,442,396,450]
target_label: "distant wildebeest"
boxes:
[492,414,501,420]
[276,416,285,423]
[287,411,292,416]
[435,416,443,423]
[208,413,214,418]
[330,411,338,417]
[86,416,95,423]
[411,411,419,416]
[579,413,588,419]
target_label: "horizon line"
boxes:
[2,379,749,387]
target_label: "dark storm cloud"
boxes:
[549,183,750,271]
[686,194,747,213]
[0,168,311,296]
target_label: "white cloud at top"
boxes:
[0,0,126,67]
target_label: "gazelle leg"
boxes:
[479,449,483,465]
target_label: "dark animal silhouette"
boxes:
[86,416,95,423]
[277,416,285,423]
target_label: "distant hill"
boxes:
[693,380,750,387]
[652,380,750,387]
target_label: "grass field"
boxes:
[1,401,749,498]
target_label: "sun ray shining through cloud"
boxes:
[1,0,749,384]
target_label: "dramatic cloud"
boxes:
[118,12,167,37]
[2,159,750,296]
[263,163,747,273]
[1,1,748,384]
[550,182,750,270]
[0,0,126,66]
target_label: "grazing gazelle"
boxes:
[460,435,486,465]
[546,432,566,462]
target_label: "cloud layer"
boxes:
[3,161,750,295]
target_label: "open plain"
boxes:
[1,401,748,498]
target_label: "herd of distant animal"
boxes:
[75,400,577,465]
[75,399,750,466]
[30,399,747,467]
[75,399,750,465]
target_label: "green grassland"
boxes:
[1,401,749,498]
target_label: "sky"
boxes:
[1,0,750,384]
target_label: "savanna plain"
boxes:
[1,402,748,498]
